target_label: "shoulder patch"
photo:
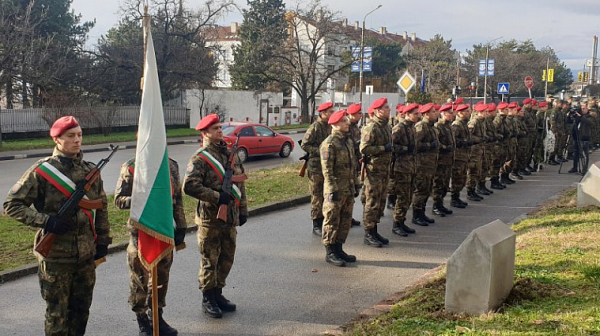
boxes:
[10,182,22,195]
[322,147,329,160]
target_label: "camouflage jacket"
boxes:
[301,118,331,173]
[552,108,566,134]
[493,114,509,141]
[506,116,518,139]
[183,141,248,228]
[435,119,455,166]
[523,107,537,133]
[414,119,439,174]
[451,117,471,162]
[392,119,417,174]
[484,117,499,144]
[3,148,111,263]
[468,115,486,157]
[349,122,361,164]
[114,157,187,235]
[320,130,359,195]
[516,116,528,139]
[360,116,392,177]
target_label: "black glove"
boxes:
[482,136,489,142]
[45,216,74,235]
[174,228,186,246]
[329,192,340,202]
[218,192,230,205]
[94,244,108,260]
[239,215,248,226]
[467,139,474,146]
[419,143,428,152]
[384,143,392,152]
[407,144,415,152]
[446,145,454,151]
[430,140,438,149]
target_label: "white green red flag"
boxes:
[129,18,174,269]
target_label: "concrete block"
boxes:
[445,220,516,315]
[577,162,600,207]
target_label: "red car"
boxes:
[221,122,294,163]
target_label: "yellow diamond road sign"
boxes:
[398,71,416,94]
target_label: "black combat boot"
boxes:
[363,228,382,247]
[386,194,397,210]
[136,313,152,336]
[467,189,481,201]
[149,308,178,336]
[476,182,491,196]
[325,245,346,266]
[568,167,578,173]
[422,212,435,224]
[214,288,236,312]
[500,173,514,185]
[312,218,323,236]
[351,218,361,226]
[548,155,560,165]
[450,193,467,208]
[202,289,223,318]
[335,243,356,262]
[432,202,446,217]
[511,170,523,180]
[490,177,503,190]
[440,202,453,215]
[392,221,409,236]
[372,225,389,244]
[411,209,429,226]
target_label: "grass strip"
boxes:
[0,163,308,272]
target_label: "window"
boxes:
[254,126,275,137]
[238,126,255,137]
[327,65,335,73]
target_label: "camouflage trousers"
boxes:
[127,238,173,314]
[491,143,507,178]
[432,164,452,203]
[412,172,434,211]
[451,159,469,194]
[322,193,354,245]
[38,259,96,336]
[533,133,545,164]
[517,138,529,170]
[526,133,536,166]
[553,132,566,157]
[198,225,236,291]
[466,152,482,190]
[307,171,325,220]
[502,139,517,173]
[393,173,414,222]
[479,145,493,182]
[363,174,389,229]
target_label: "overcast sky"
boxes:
[73,0,600,75]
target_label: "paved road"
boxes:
[0,155,588,336]
[0,133,304,205]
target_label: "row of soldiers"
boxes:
[301,96,593,267]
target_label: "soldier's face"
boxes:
[375,104,391,119]
[443,111,454,121]
[53,127,82,157]
[349,113,362,123]
[407,111,420,122]
[333,116,351,132]
[321,108,334,121]
[203,124,223,143]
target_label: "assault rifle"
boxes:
[217,136,248,222]
[35,145,120,260]
[360,155,370,181]
[298,140,308,177]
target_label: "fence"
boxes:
[0,106,189,135]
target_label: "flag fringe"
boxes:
[130,218,174,245]
[139,245,173,271]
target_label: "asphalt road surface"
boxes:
[0,155,587,336]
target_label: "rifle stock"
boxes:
[34,232,57,258]
[298,140,308,177]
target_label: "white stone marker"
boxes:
[445,220,516,315]
[577,162,600,207]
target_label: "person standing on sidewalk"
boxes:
[320,110,360,266]
[300,102,333,236]
[4,116,112,336]
[432,103,455,217]
[115,156,187,335]
[360,98,392,247]
[183,114,248,319]
[450,104,472,208]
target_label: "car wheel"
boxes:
[279,142,292,158]
[236,148,248,163]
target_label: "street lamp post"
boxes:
[358,5,382,111]
[483,36,502,104]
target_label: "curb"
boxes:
[0,194,311,284]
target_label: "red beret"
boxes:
[434,104,441,110]
[440,104,452,112]
[474,103,488,112]
[395,104,404,113]
[456,104,469,112]
[367,106,374,115]
[370,97,388,110]
[539,101,548,107]
[523,98,532,105]
[195,114,220,131]
[497,102,509,110]
[517,107,522,112]
[50,116,80,137]
[347,103,362,115]
[418,103,434,114]
[487,103,497,112]
[328,110,348,125]
[454,97,464,105]
[317,102,334,112]
[404,103,419,113]
[531,99,538,105]
[508,102,518,108]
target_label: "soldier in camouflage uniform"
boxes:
[466,103,487,201]
[300,102,333,236]
[432,104,455,217]
[522,99,537,172]
[386,104,406,210]
[515,107,531,175]
[347,103,362,226]
[412,103,439,226]
[115,157,187,335]
[501,103,519,183]
[546,102,561,166]
[183,114,248,319]
[4,116,111,336]
[360,98,393,247]
[533,102,549,170]
[479,103,498,193]
[390,103,419,236]
[450,104,472,208]
[489,104,506,190]
[320,110,360,267]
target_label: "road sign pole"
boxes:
[528,88,532,99]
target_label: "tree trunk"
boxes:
[300,96,310,124]
[22,80,28,108]
[5,78,13,109]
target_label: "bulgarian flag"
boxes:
[129,17,174,269]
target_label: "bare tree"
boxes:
[405,34,456,97]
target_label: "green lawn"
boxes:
[345,188,600,335]
[0,163,309,272]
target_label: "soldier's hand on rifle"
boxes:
[329,192,340,202]
[384,143,392,153]
[482,136,489,142]
[174,228,186,246]
[239,215,248,226]
[218,191,231,205]
[94,244,108,260]
[45,216,74,235]
[430,140,438,149]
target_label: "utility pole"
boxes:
[590,36,598,85]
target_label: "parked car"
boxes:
[220,122,294,163]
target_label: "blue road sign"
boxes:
[497,83,510,94]
[478,59,495,77]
